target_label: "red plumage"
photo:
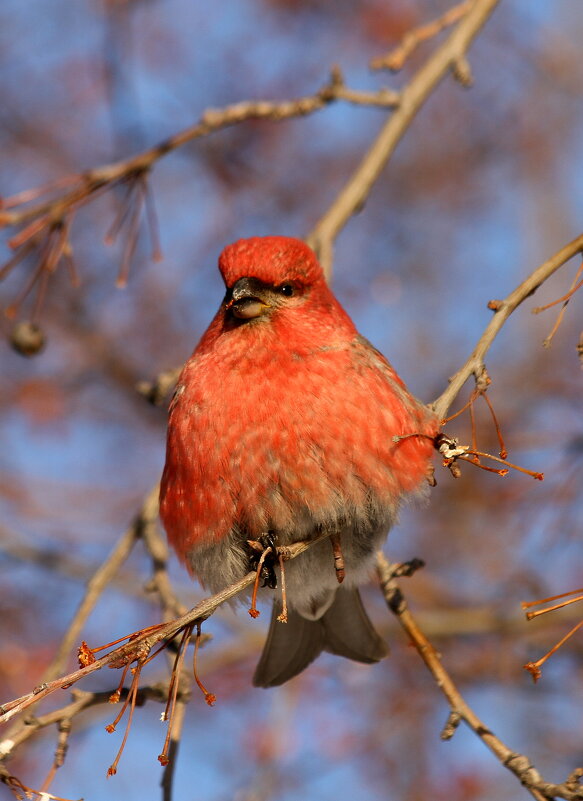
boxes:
[160,236,438,686]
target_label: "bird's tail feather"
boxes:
[252,586,388,688]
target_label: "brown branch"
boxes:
[539,259,583,348]
[432,232,583,420]
[306,0,500,278]
[0,684,175,765]
[39,485,160,685]
[0,71,398,231]
[0,70,399,325]
[376,553,583,801]
[371,1,475,72]
[0,486,187,793]
[140,507,187,621]
[0,532,331,726]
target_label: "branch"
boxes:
[160,698,187,801]
[306,0,501,277]
[0,69,399,327]
[39,485,159,684]
[370,0,475,72]
[432,232,583,420]
[0,684,182,801]
[0,532,331,727]
[1,684,172,756]
[0,70,398,230]
[140,496,188,621]
[376,553,583,801]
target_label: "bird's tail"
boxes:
[252,586,388,688]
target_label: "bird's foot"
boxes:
[247,532,281,620]
[247,531,279,589]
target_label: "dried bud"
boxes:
[523,661,541,683]
[9,321,46,356]
[78,641,96,668]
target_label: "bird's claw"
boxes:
[247,532,279,589]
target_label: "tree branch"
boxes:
[0,531,331,728]
[39,485,159,684]
[377,552,583,801]
[370,0,475,72]
[306,0,501,277]
[0,71,398,230]
[432,232,583,420]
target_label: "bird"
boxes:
[159,236,438,687]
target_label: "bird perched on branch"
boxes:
[160,236,438,687]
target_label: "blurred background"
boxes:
[1,1,582,799]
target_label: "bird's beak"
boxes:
[227,297,270,319]
[226,278,271,320]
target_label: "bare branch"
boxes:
[376,552,583,801]
[432,232,583,420]
[0,71,398,231]
[306,0,501,277]
[0,681,175,789]
[0,531,332,727]
[39,486,159,685]
[370,1,475,72]
[141,504,188,621]
[160,698,187,801]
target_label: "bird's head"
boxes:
[218,236,335,324]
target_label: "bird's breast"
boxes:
[160,335,436,568]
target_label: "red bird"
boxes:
[160,236,438,687]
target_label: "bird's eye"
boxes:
[278,284,295,297]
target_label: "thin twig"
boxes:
[0,685,170,758]
[539,260,583,348]
[140,502,186,621]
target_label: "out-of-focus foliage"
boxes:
[1,1,582,800]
